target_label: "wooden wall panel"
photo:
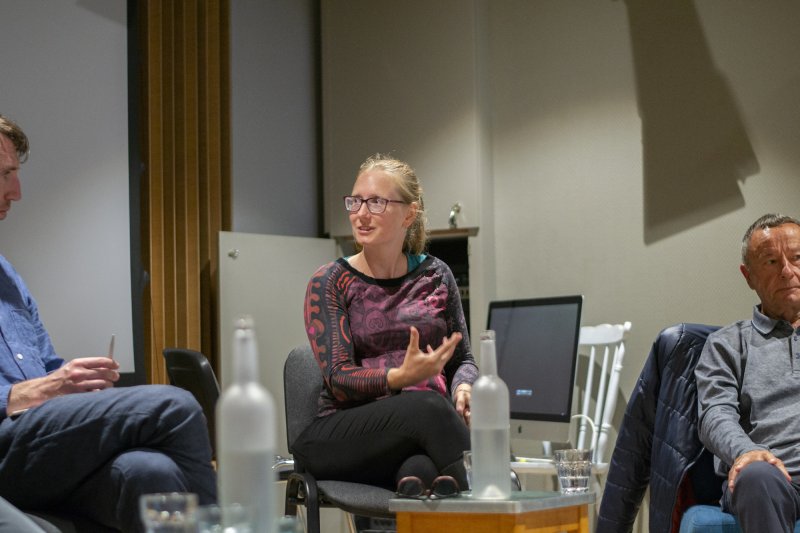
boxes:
[139,0,231,384]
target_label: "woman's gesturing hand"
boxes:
[387,327,462,390]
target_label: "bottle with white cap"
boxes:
[469,329,511,499]
[216,316,276,532]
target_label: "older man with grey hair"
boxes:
[696,213,800,533]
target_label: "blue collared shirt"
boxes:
[0,254,64,418]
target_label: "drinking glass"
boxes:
[554,449,592,494]
[462,450,472,491]
[195,504,253,533]
[139,492,198,533]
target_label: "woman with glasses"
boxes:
[294,154,477,496]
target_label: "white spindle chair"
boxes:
[574,321,631,465]
[516,322,631,493]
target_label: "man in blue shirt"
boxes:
[0,114,216,531]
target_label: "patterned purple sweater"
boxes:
[304,255,478,417]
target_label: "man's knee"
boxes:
[142,385,207,430]
[735,461,789,493]
[112,450,189,494]
[110,450,190,532]
[151,385,203,414]
[725,461,800,531]
[729,461,796,513]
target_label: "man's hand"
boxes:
[387,327,461,390]
[728,449,791,492]
[454,384,472,426]
[7,357,120,414]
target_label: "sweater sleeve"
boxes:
[304,261,391,405]
[437,260,478,396]
[696,327,764,470]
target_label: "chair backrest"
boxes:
[283,344,324,454]
[162,348,221,455]
[575,321,631,463]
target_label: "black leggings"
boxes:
[291,391,470,489]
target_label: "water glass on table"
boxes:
[554,449,592,494]
[462,450,472,491]
[139,492,198,532]
[195,503,253,533]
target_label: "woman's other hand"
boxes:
[387,327,461,390]
[454,384,472,426]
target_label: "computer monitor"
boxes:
[486,295,583,456]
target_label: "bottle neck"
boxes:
[233,327,259,384]
[480,338,498,376]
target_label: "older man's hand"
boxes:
[728,449,791,492]
[6,357,120,415]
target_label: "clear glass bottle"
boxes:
[216,317,276,532]
[469,330,511,499]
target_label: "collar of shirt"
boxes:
[752,304,795,337]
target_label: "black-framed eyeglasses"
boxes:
[395,475,461,500]
[343,195,407,214]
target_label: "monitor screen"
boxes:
[486,295,583,450]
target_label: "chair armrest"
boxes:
[285,471,322,533]
[273,456,295,481]
[285,471,322,511]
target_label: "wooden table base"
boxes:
[396,502,590,533]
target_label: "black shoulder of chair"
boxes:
[162,347,220,458]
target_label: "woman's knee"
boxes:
[397,392,468,445]
[401,391,458,421]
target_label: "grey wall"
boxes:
[487,0,800,398]
[0,0,321,376]
[231,0,319,237]
[319,0,800,404]
[0,0,135,372]
[4,0,798,413]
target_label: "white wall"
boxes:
[0,1,321,375]
[0,0,134,372]
[231,0,319,237]
[320,0,497,336]
[321,0,484,237]
[320,0,800,404]
[319,9,800,529]
[488,0,800,398]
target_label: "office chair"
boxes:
[283,345,395,533]
[162,348,221,458]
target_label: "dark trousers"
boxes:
[721,461,800,533]
[0,385,217,532]
[292,391,470,489]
